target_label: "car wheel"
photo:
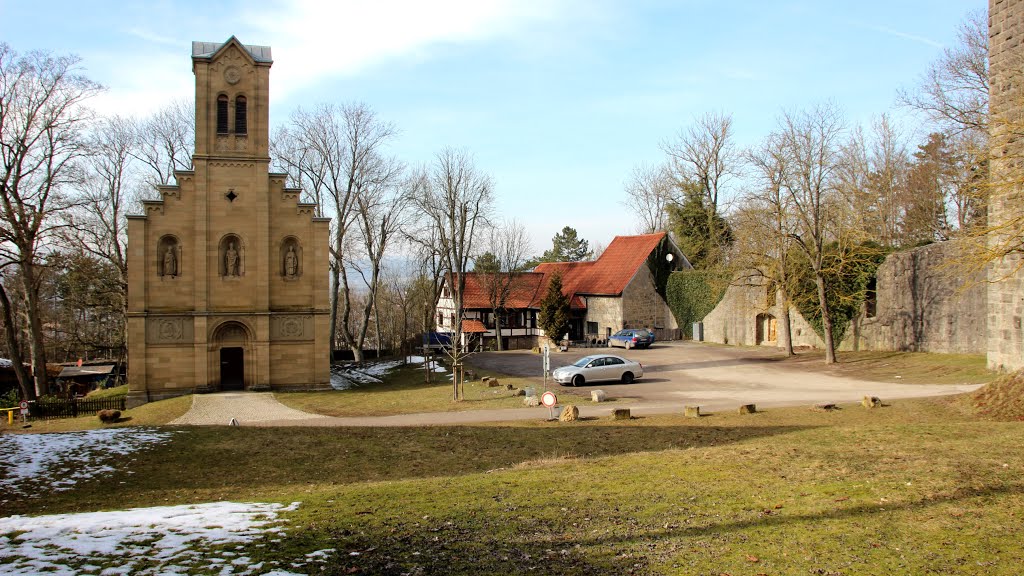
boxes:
[607,340,613,348]
[625,341,632,350]
[571,374,585,387]
[621,372,634,384]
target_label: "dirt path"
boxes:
[171,343,984,427]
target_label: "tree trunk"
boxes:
[493,309,504,351]
[814,271,837,364]
[328,263,341,358]
[0,284,34,400]
[777,282,795,357]
[20,264,49,397]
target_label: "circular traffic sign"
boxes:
[19,401,28,410]
[541,391,557,407]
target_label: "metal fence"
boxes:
[30,396,127,420]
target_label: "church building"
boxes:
[126,37,331,407]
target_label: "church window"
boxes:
[216,95,229,134]
[235,95,247,135]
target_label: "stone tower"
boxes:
[126,37,331,406]
[988,1,1024,371]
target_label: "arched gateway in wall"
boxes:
[211,321,252,391]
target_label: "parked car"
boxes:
[551,354,643,386]
[607,329,652,349]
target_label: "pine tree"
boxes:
[540,226,592,263]
[538,272,571,341]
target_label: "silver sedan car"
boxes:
[551,354,643,386]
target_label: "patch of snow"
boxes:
[0,358,13,368]
[360,360,403,377]
[329,372,354,391]
[0,428,175,499]
[0,501,301,576]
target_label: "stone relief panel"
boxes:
[270,315,313,341]
[146,317,195,344]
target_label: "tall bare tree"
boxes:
[347,168,409,360]
[132,99,193,187]
[411,148,494,400]
[899,10,988,137]
[622,162,674,233]
[276,103,398,357]
[0,44,101,398]
[741,131,797,356]
[663,112,738,267]
[779,104,846,364]
[477,219,531,351]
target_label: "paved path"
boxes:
[170,392,329,425]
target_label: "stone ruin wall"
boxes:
[843,241,987,354]
[700,241,987,354]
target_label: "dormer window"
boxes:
[235,95,247,135]
[216,95,229,134]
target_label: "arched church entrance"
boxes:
[212,321,252,391]
[756,313,778,345]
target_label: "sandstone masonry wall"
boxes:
[988,0,1024,370]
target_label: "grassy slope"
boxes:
[773,349,995,385]
[0,394,191,433]
[6,397,1024,575]
[972,369,1024,420]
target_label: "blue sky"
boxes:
[0,0,984,253]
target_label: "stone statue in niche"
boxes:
[163,246,177,277]
[284,246,297,278]
[225,242,239,276]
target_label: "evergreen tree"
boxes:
[537,226,592,263]
[667,180,732,269]
[538,272,570,341]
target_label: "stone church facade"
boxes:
[127,37,331,407]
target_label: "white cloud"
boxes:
[242,0,577,101]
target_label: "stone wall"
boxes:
[701,241,986,354]
[987,0,1024,371]
[700,275,822,348]
[619,265,679,333]
[843,241,987,354]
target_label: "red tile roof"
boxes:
[536,232,667,297]
[461,319,487,333]
[457,272,546,309]
[446,232,670,313]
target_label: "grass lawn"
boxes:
[6,395,1024,574]
[774,349,995,385]
[276,363,560,417]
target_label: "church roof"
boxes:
[192,38,273,63]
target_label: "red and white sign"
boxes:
[19,400,28,415]
[541,391,557,407]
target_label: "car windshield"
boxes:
[572,356,598,368]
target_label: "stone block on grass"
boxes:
[524,395,540,407]
[612,408,631,420]
[591,390,607,402]
[559,404,579,422]
[862,396,882,408]
[813,403,838,412]
[738,404,757,415]
[684,405,701,418]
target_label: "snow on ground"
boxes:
[329,358,431,390]
[0,501,304,575]
[0,428,175,501]
[404,355,448,373]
